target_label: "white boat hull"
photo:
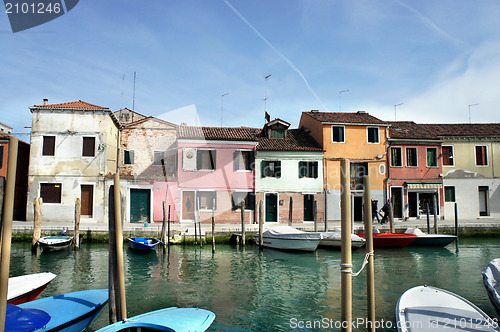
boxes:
[482,258,500,318]
[396,285,498,332]
[261,237,320,252]
[8,272,57,304]
[319,231,365,248]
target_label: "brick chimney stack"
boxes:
[43,98,48,105]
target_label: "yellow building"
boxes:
[299,111,389,222]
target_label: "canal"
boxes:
[9,238,500,331]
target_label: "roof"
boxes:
[177,126,260,141]
[257,128,323,152]
[123,116,177,129]
[303,111,388,125]
[30,100,109,111]
[389,122,500,140]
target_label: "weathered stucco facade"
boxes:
[27,100,119,223]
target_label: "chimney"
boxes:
[43,98,48,105]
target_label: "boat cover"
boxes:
[404,228,426,236]
[5,304,51,332]
[263,226,321,240]
[482,258,500,313]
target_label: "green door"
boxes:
[130,189,151,223]
[265,193,278,222]
[303,194,314,221]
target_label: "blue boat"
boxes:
[127,237,161,251]
[96,307,216,332]
[5,289,108,332]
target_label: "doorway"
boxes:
[479,186,489,216]
[391,187,403,219]
[181,190,195,222]
[353,195,363,222]
[303,194,314,222]
[265,193,278,222]
[80,185,93,218]
[130,189,151,223]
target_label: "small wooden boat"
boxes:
[396,285,498,332]
[319,229,365,248]
[127,237,161,251]
[482,258,500,318]
[404,228,457,247]
[38,235,73,252]
[7,289,108,332]
[96,307,216,332]
[259,226,321,252]
[358,232,417,248]
[7,272,57,305]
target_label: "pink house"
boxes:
[388,122,444,220]
[176,126,260,224]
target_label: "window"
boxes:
[445,186,456,202]
[367,127,379,143]
[299,161,318,178]
[427,148,437,167]
[197,150,216,170]
[350,162,367,190]
[82,137,96,157]
[442,146,454,166]
[406,147,418,167]
[262,160,281,178]
[153,151,165,165]
[391,147,402,167]
[332,126,345,143]
[234,150,254,171]
[42,136,55,156]
[197,191,216,211]
[40,183,62,203]
[271,129,285,138]
[124,150,134,165]
[475,146,488,166]
[232,192,255,210]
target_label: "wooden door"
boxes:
[265,193,278,222]
[81,185,93,217]
[182,191,195,221]
[303,194,314,222]
[130,189,151,223]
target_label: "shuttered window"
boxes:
[124,150,134,165]
[82,137,95,157]
[42,136,55,156]
[299,161,318,178]
[232,192,255,210]
[475,146,488,166]
[40,183,62,203]
[197,150,216,170]
[442,146,454,166]
[261,160,281,178]
[234,150,254,171]
[427,148,438,167]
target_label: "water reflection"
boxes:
[7,238,500,331]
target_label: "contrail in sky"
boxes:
[222,0,329,111]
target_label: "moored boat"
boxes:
[319,229,365,248]
[482,258,500,318]
[396,285,498,332]
[38,235,73,252]
[96,307,216,332]
[127,237,161,251]
[404,228,457,247]
[7,272,57,305]
[7,289,108,332]
[259,226,321,252]
[358,232,417,248]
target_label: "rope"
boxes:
[352,251,374,277]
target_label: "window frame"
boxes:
[197,149,217,171]
[406,147,418,167]
[442,145,454,167]
[331,125,345,143]
[153,151,165,166]
[444,186,456,202]
[196,190,217,211]
[40,183,62,204]
[234,150,254,172]
[390,147,403,167]
[124,150,135,165]
[82,136,96,157]
[426,147,438,167]
[367,127,380,144]
[298,161,318,179]
[475,145,488,167]
[232,191,255,211]
[42,136,56,156]
[262,160,281,178]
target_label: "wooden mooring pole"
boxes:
[212,197,215,253]
[74,198,81,249]
[240,201,246,246]
[363,175,376,332]
[314,200,318,232]
[113,173,127,320]
[32,197,43,251]
[454,202,459,237]
[258,200,263,248]
[433,194,438,234]
[340,159,352,332]
[0,137,18,332]
[288,197,293,226]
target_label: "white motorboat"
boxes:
[7,272,57,305]
[404,228,457,247]
[482,258,500,318]
[396,285,498,332]
[319,229,365,248]
[38,235,73,251]
[259,226,321,252]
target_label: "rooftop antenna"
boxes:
[264,74,271,112]
[468,103,479,124]
[394,103,403,121]
[339,90,349,111]
[132,72,136,112]
[221,93,229,127]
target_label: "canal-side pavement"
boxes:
[11,217,500,237]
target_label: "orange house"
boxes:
[299,111,389,222]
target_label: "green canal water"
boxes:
[9,238,500,331]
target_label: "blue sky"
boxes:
[2,0,500,140]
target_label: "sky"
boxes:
[2,0,500,141]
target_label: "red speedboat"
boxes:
[358,232,417,248]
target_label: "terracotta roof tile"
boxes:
[257,129,323,151]
[31,100,109,110]
[389,122,500,139]
[303,111,388,125]
[177,126,260,141]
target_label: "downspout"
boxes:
[385,127,390,202]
